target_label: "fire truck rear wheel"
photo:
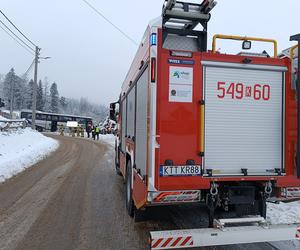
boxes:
[126,159,135,217]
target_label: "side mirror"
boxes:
[242,40,252,50]
[109,102,118,121]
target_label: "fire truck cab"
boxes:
[110,0,300,248]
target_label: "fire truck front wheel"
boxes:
[125,159,134,217]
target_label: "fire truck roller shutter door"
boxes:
[126,87,136,139]
[121,98,127,153]
[135,67,149,177]
[203,63,285,176]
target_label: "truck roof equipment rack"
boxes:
[162,0,217,30]
[161,0,217,52]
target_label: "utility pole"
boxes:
[32,46,40,129]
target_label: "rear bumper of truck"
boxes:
[150,219,300,249]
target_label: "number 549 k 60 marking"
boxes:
[217,82,271,101]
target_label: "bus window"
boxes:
[52,116,58,121]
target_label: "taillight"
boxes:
[151,57,156,82]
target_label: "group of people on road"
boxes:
[86,123,100,140]
[58,122,101,140]
[59,124,85,137]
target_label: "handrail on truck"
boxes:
[199,101,205,156]
[212,34,278,58]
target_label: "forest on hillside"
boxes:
[0,68,108,121]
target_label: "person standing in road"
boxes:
[80,125,84,137]
[92,126,96,140]
[86,122,92,138]
[59,124,64,136]
[76,126,81,137]
[95,125,100,141]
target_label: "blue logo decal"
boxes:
[168,59,195,65]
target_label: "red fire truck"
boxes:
[110,0,300,248]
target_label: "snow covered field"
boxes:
[0,128,59,183]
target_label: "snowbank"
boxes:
[267,201,300,225]
[99,134,115,148]
[267,201,300,249]
[0,115,9,129]
[0,115,9,121]
[0,128,59,183]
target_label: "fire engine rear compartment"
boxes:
[158,59,286,177]
[203,62,286,176]
[154,48,290,226]
[156,43,290,190]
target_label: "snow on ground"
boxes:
[267,201,300,249]
[0,115,8,120]
[0,128,59,183]
[267,200,300,225]
[99,134,115,148]
[98,134,116,166]
[0,115,9,129]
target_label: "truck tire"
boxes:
[125,159,134,217]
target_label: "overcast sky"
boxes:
[0,0,299,105]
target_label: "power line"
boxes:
[0,10,37,48]
[81,0,138,46]
[0,22,35,55]
[0,18,35,52]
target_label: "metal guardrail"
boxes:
[0,119,28,131]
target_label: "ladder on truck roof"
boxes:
[161,0,217,52]
[150,216,300,249]
[162,0,217,30]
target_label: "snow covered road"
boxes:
[0,128,59,183]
